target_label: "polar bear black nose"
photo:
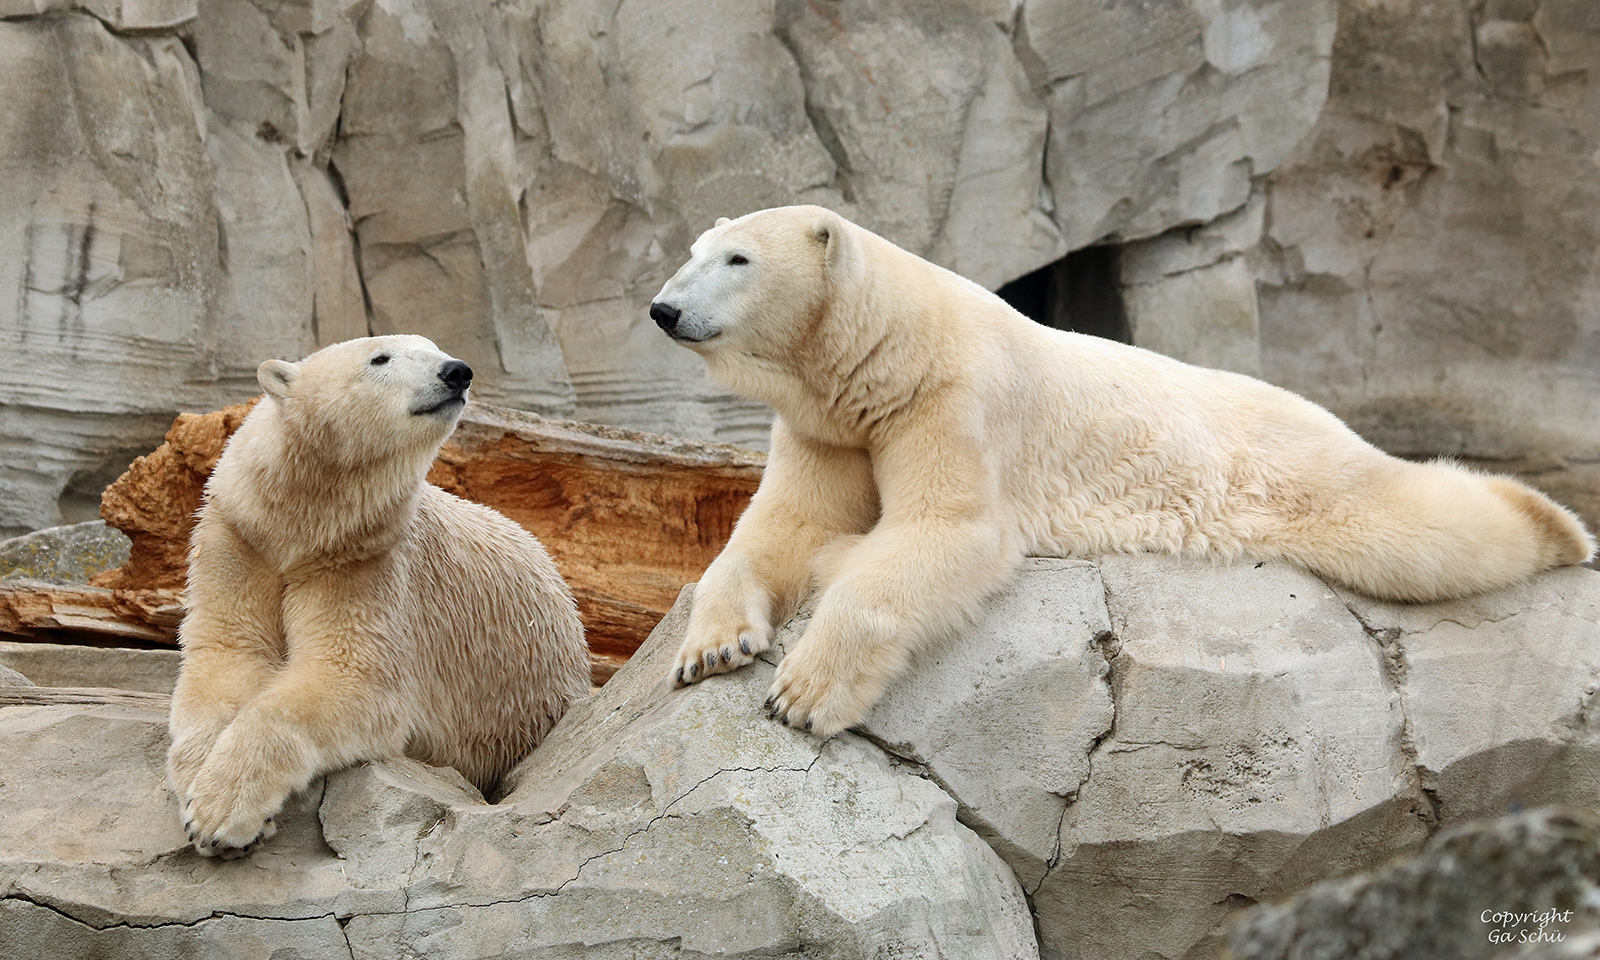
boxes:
[650,302,681,332]
[439,360,472,390]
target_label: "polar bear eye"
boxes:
[370,354,390,366]
[728,254,748,265]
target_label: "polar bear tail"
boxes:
[1281,458,1596,603]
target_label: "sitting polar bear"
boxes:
[168,336,590,857]
[650,205,1597,737]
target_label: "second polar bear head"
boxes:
[255,335,473,467]
[650,206,868,372]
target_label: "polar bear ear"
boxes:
[257,359,300,399]
[715,217,731,227]
[811,210,864,288]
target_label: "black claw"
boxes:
[804,719,814,731]
[703,651,717,668]
[740,638,752,655]
[763,696,774,709]
[674,666,684,684]
[721,648,733,664]
[687,663,700,680]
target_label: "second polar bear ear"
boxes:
[257,359,300,400]
[811,210,864,289]
[715,217,731,227]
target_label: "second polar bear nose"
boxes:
[439,360,473,391]
[650,302,681,332]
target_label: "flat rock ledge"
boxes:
[1,555,1597,959]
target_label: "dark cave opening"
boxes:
[997,245,1129,344]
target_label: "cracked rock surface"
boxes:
[0,590,1036,959]
[852,556,1600,960]
[2,556,1597,958]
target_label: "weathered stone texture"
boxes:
[1026,557,1433,960]
[3,555,1598,958]
[1255,0,1600,529]
[0,640,179,694]
[860,558,1116,892]
[0,521,128,586]
[1024,0,1338,249]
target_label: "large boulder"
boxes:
[852,555,1600,960]
[2,552,1597,958]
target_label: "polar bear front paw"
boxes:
[672,620,772,686]
[764,645,876,737]
[182,771,285,858]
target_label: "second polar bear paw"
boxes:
[764,646,875,738]
[183,799,279,859]
[182,773,285,859]
[672,621,772,686]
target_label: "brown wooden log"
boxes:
[24,400,767,685]
[0,579,182,643]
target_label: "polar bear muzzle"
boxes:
[649,301,681,334]
[651,300,721,343]
[410,359,473,416]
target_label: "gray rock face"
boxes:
[1337,568,1600,828]
[1228,807,1600,960]
[742,555,1599,960]
[860,558,1116,892]
[1023,0,1338,250]
[1254,0,1600,530]
[1,0,1348,535]
[0,641,178,694]
[1028,557,1433,960]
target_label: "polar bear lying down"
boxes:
[168,336,589,857]
[651,205,1596,737]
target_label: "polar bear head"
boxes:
[649,206,867,393]
[255,335,472,467]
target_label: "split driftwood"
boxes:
[2,401,763,685]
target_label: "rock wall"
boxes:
[4,0,1595,547]
[0,0,1342,536]
[1254,0,1600,530]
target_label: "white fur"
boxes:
[653,205,1597,737]
[168,336,589,857]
